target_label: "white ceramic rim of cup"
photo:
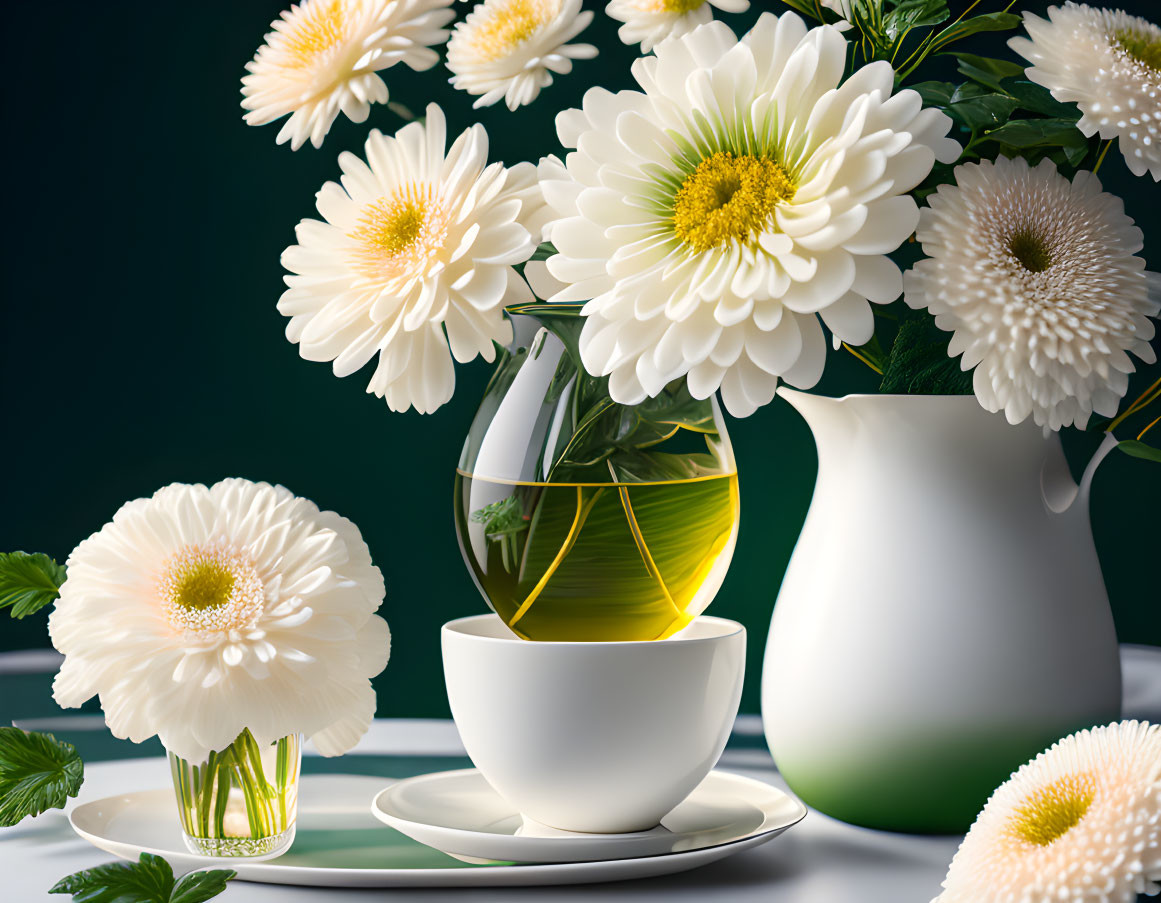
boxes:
[442,613,745,647]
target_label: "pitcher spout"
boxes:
[777,387,852,433]
[1041,432,1119,515]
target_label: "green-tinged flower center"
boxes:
[1008,773,1096,846]
[159,543,265,634]
[672,152,795,253]
[1114,27,1161,71]
[642,0,705,13]
[1008,227,1054,273]
[175,563,235,610]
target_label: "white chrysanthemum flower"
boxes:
[934,721,1161,903]
[446,0,597,110]
[539,12,959,417]
[605,0,749,54]
[1009,2,1161,180]
[241,0,456,150]
[49,479,390,763]
[904,156,1159,432]
[278,103,547,414]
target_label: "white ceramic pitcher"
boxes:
[761,390,1122,833]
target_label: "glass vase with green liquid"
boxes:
[455,304,739,642]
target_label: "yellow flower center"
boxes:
[672,152,795,253]
[1008,227,1054,273]
[283,0,347,68]
[348,185,449,281]
[357,197,428,255]
[635,0,705,12]
[159,544,265,635]
[1114,27,1161,71]
[467,0,555,62]
[1008,773,1097,847]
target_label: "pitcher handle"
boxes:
[1042,432,1120,515]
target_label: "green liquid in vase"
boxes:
[455,471,739,641]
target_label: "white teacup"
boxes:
[441,614,746,834]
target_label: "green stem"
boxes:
[212,759,231,839]
[1092,139,1114,174]
[230,747,266,838]
[276,739,289,826]
[198,752,217,837]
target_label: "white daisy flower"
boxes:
[49,479,390,764]
[1009,2,1161,180]
[278,103,546,414]
[446,0,597,111]
[934,721,1161,903]
[241,0,456,150]
[904,156,1159,432]
[539,12,959,417]
[605,0,749,54]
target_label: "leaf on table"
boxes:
[1117,439,1161,463]
[0,551,66,619]
[0,727,84,826]
[50,853,235,903]
[168,867,238,903]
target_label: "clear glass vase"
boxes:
[168,729,301,857]
[455,303,740,642]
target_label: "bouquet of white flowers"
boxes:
[245,0,1158,448]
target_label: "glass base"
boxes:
[181,824,295,858]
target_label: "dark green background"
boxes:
[2,1,1157,718]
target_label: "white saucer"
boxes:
[69,773,800,888]
[371,768,807,864]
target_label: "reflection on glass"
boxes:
[455,305,739,641]
[169,729,301,857]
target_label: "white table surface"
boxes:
[3,644,1159,903]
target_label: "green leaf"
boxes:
[949,93,1020,130]
[954,53,1024,92]
[50,853,235,903]
[168,868,237,903]
[774,0,823,20]
[879,312,974,395]
[883,0,951,39]
[0,728,84,826]
[0,551,66,619]
[51,855,174,903]
[1000,78,1080,119]
[50,854,236,903]
[1117,440,1161,463]
[471,495,528,538]
[983,118,1083,148]
[529,241,557,262]
[931,12,1022,51]
[911,80,957,107]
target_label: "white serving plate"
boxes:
[372,768,806,864]
[69,773,801,888]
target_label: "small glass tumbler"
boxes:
[167,729,301,857]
